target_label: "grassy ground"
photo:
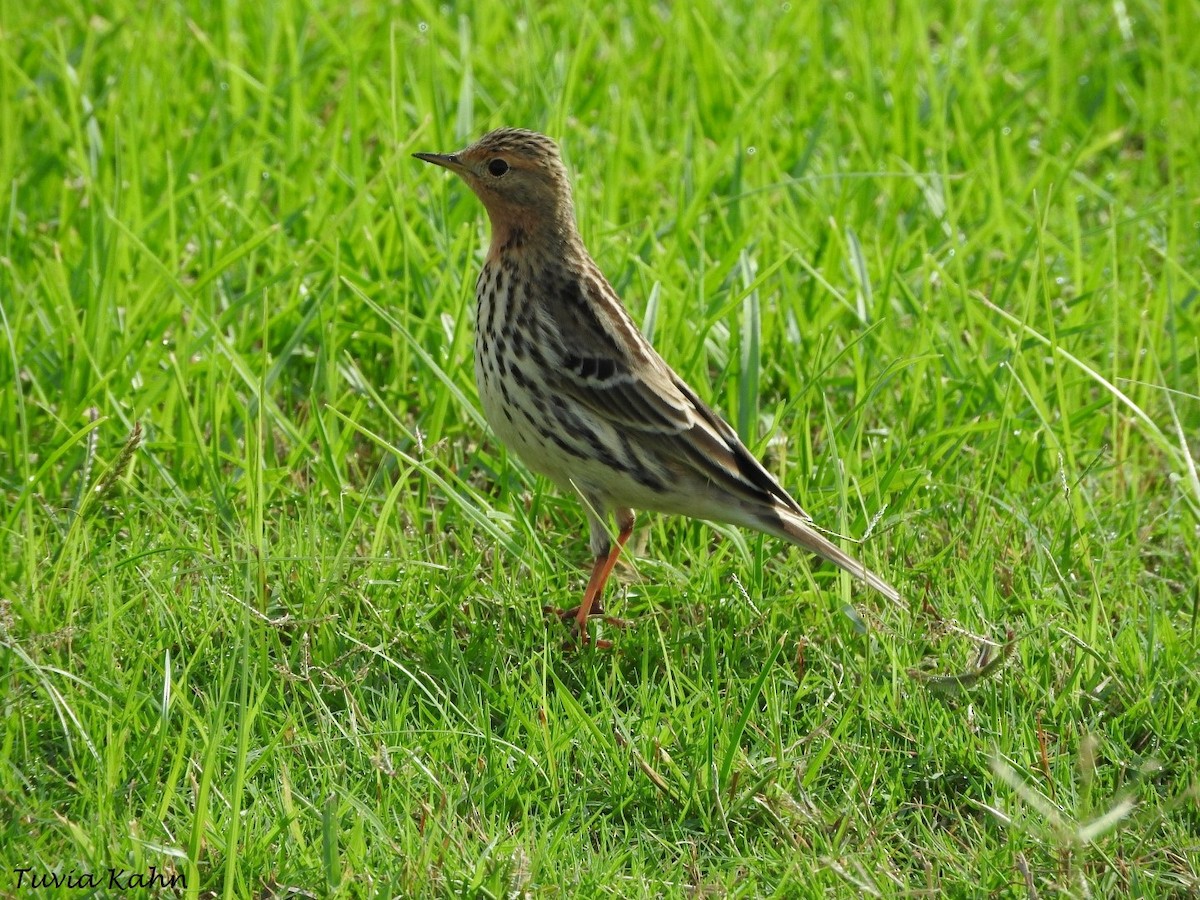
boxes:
[2,0,1198,896]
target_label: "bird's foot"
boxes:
[542,602,631,630]
[542,601,629,651]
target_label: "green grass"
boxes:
[2,0,1198,896]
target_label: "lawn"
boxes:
[2,0,1198,896]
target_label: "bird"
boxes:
[414,128,901,641]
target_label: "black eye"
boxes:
[487,158,509,177]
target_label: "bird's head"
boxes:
[415,128,577,248]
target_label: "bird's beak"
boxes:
[413,151,464,173]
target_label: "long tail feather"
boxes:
[768,508,902,602]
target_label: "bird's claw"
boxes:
[542,603,630,650]
[543,604,631,629]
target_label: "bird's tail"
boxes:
[766,507,902,603]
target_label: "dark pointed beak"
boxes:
[413,152,463,172]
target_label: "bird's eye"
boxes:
[487,158,510,177]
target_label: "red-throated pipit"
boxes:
[415,128,901,641]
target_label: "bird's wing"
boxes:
[542,271,804,513]
[540,269,694,433]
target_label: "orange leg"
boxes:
[568,512,634,643]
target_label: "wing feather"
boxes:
[541,272,805,515]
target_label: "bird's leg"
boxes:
[544,508,635,639]
[572,509,634,638]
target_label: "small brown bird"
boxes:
[415,128,900,640]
